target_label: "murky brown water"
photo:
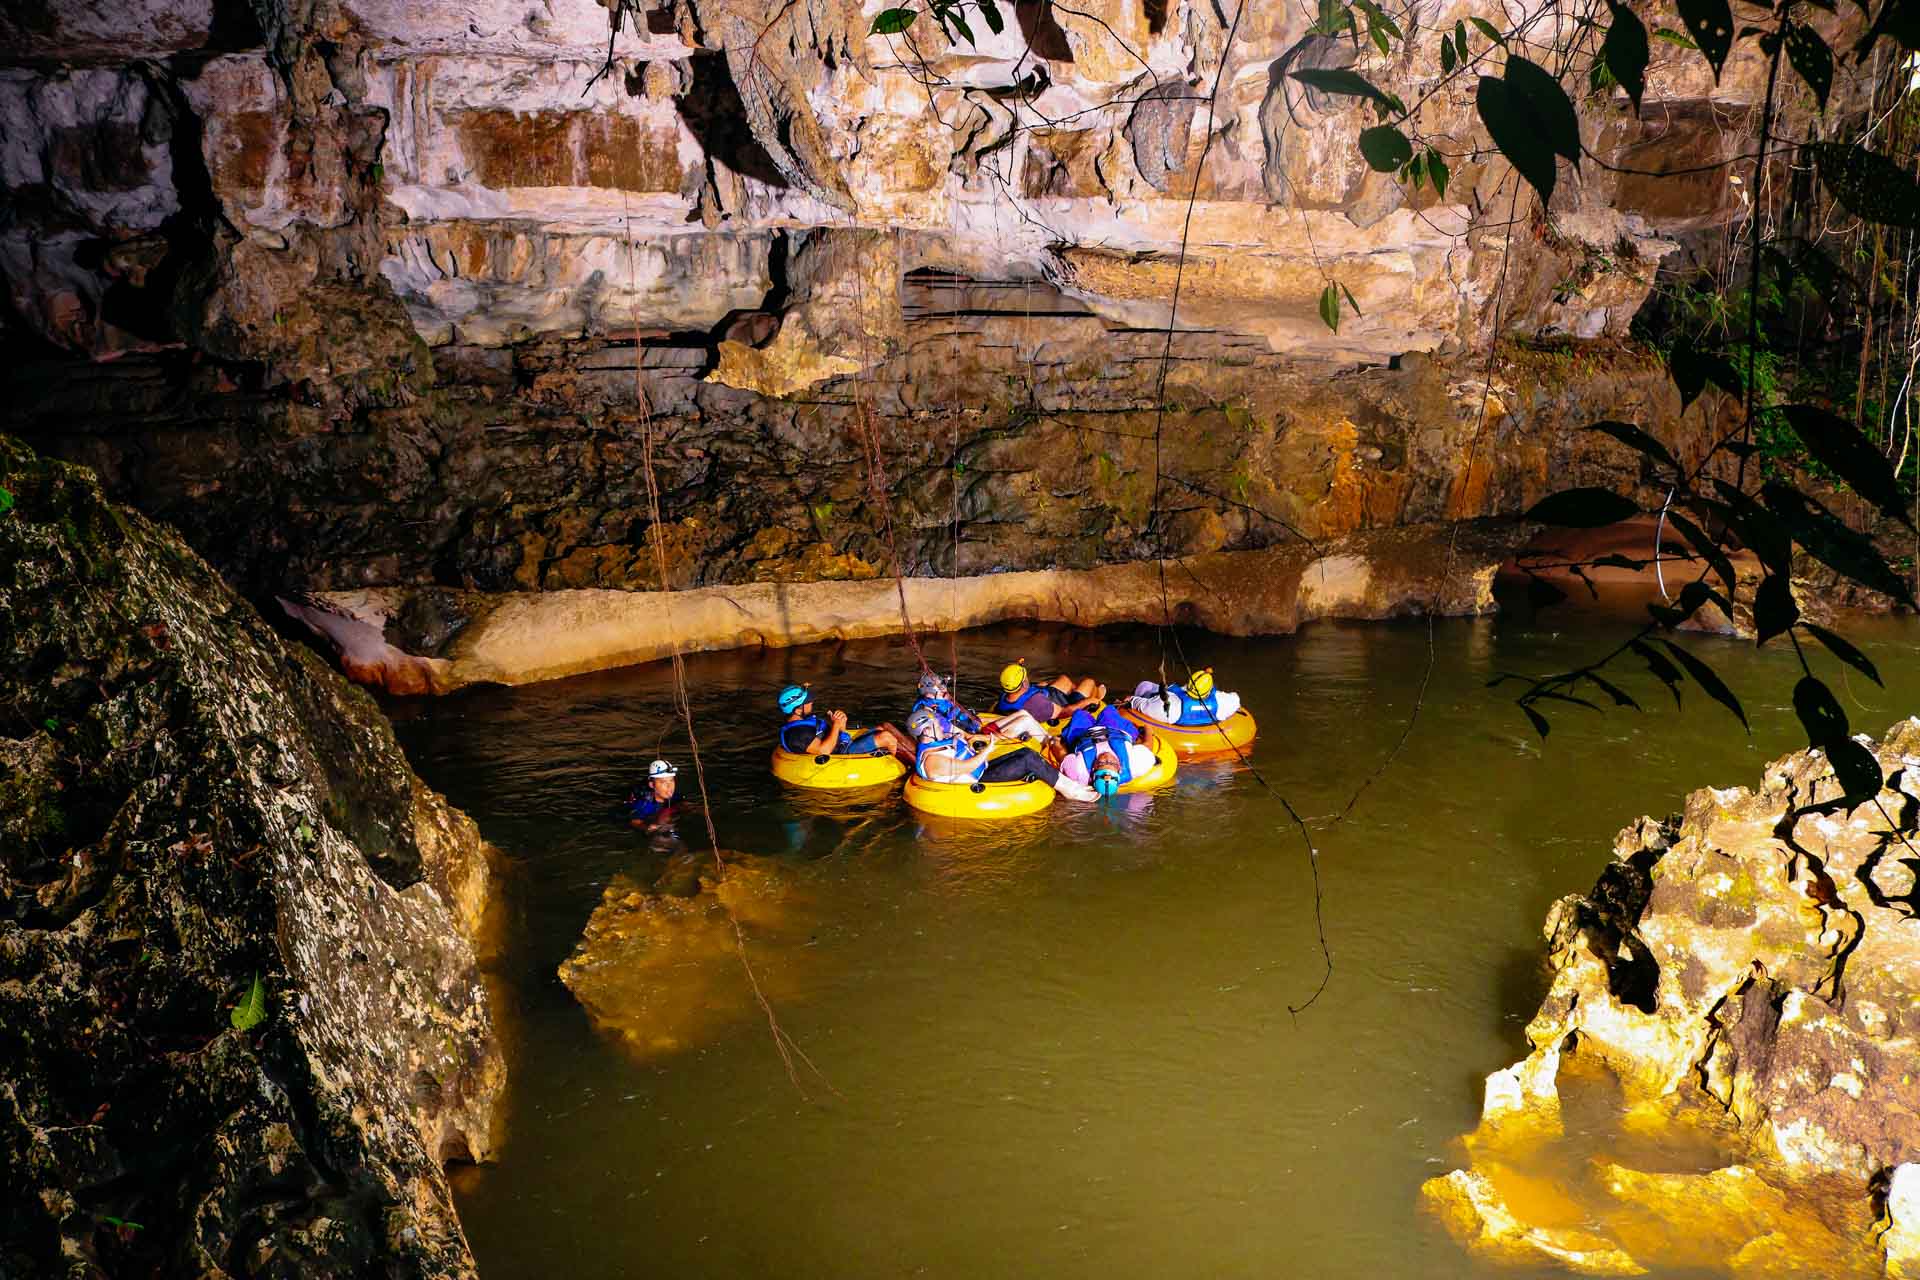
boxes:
[389,613,1919,1278]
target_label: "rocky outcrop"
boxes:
[0,435,503,1277]
[1425,720,1920,1277]
[0,0,1844,649]
[309,516,1527,690]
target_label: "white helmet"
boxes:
[648,759,677,779]
[908,707,943,740]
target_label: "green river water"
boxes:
[389,613,1919,1279]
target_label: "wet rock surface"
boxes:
[1425,719,1920,1277]
[0,436,503,1277]
[557,852,820,1061]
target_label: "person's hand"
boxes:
[830,708,848,727]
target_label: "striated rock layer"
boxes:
[0,435,503,1278]
[1,0,1844,651]
[1425,719,1920,1278]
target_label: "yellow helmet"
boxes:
[1188,668,1215,699]
[999,661,1028,692]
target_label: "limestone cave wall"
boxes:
[0,0,1855,613]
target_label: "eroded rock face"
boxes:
[0,436,503,1277]
[1425,720,1920,1277]
[0,0,1850,633]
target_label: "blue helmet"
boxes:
[777,684,810,714]
[1092,759,1121,797]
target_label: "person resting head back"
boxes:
[777,684,904,757]
[909,704,1095,800]
[1057,704,1156,792]
[992,659,1106,722]
[1125,667,1241,728]
[627,759,680,825]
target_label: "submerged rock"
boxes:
[0,437,503,1277]
[1426,720,1920,1277]
[558,852,819,1060]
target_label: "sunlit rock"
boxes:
[1426,721,1920,1277]
[558,853,820,1059]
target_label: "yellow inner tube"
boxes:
[1116,706,1258,757]
[769,743,906,790]
[1043,724,1180,792]
[903,742,1055,819]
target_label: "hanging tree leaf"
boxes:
[1675,0,1735,80]
[1524,487,1640,527]
[1781,404,1916,528]
[231,974,268,1032]
[1759,481,1918,608]
[1752,574,1799,644]
[977,0,1005,35]
[1290,67,1401,115]
[1586,419,1678,473]
[1318,282,1341,333]
[1477,75,1557,206]
[1793,676,1884,804]
[1359,125,1413,172]
[1810,142,1920,229]
[870,6,917,34]
[1659,640,1748,730]
[1603,1,1650,112]
[1802,622,1882,686]
[1781,21,1833,110]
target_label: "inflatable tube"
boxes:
[903,743,1055,819]
[1116,706,1257,757]
[770,745,906,790]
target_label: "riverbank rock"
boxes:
[1424,719,1920,1277]
[0,436,504,1277]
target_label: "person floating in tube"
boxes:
[776,684,907,757]
[1123,667,1240,727]
[991,659,1105,723]
[1056,704,1158,797]
[908,704,1098,801]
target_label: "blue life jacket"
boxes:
[1169,684,1221,727]
[627,790,676,820]
[1062,707,1137,783]
[911,695,981,734]
[913,722,985,780]
[994,684,1068,720]
[780,713,852,754]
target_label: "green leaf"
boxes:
[1811,142,1920,229]
[1753,574,1798,644]
[976,0,1004,35]
[1669,335,1743,410]
[1524,487,1640,527]
[1355,0,1402,40]
[1781,403,1915,528]
[1587,419,1677,473]
[1659,640,1748,730]
[1477,76,1556,206]
[1759,481,1919,608]
[1471,16,1507,46]
[1703,484,1793,576]
[1853,0,1920,59]
[1782,21,1832,109]
[1652,26,1698,48]
[870,6,916,34]
[1666,510,1739,595]
[0,486,13,517]
[1631,638,1685,707]
[231,974,268,1031]
[1505,56,1581,169]
[1318,283,1341,333]
[1583,671,1642,710]
[1338,282,1363,317]
[1675,0,1734,80]
[1426,148,1450,199]
[1456,23,1470,62]
[1603,1,1649,112]
[1440,34,1457,72]
[1359,125,1413,173]
[1290,67,1399,113]
[1801,622,1882,686]
[947,8,976,44]
[1793,674,1849,742]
